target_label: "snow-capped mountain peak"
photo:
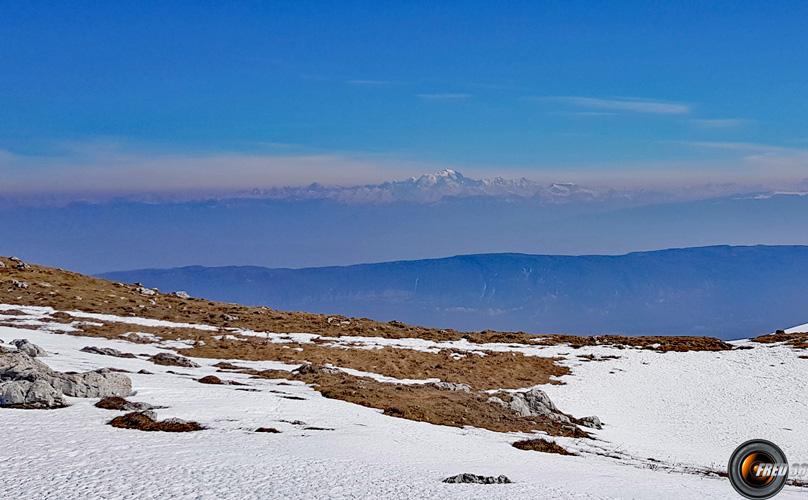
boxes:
[243,170,606,204]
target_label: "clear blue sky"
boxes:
[2,1,808,192]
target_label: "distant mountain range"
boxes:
[237,168,605,204]
[236,168,804,205]
[100,245,808,339]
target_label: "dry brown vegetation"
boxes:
[753,330,808,349]
[251,367,589,437]
[108,412,203,432]
[95,397,134,410]
[182,337,567,390]
[198,375,224,385]
[512,438,577,455]
[534,334,733,352]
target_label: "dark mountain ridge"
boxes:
[100,245,808,339]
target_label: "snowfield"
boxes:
[1,306,807,499]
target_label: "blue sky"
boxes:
[2,1,808,193]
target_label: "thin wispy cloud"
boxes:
[538,96,691,115]
[690,118,750,129]
[416,93,471,100]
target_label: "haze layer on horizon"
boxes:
[3,2,808,200]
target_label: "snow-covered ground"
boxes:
[1,306,807,499]
[786,321,808,333]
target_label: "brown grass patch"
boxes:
[108,412,203,432]
[535,334,733,352]
[251,368,588,437]
[753,330,808,349]
[95,397,131,410]
[255,427,281,433]
[181,337,567,390]
[512,438,577,455]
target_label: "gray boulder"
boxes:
[292,363,341,376]
[0,350,52,380]
[443,473,512,484]
[51,369,132,398]
[578,415,603,429]
[430,381,472,393]
[80,346,137,358]
[11,339,47,357]
[489,387,602,429]
[0,379,67,408]
[0,350,132,409]
[491,387,571,424]
[149,352,200,368]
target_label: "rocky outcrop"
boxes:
[442,474,512,484]
[80,346,137,358]
[0,379,66,409]
[149,352,200,368]
[11,339,47,357]
[488,387,602,430]
[51,369,132,398]
[0,347,132,409]
[488,387,570,423]
[578,415,603,429]
[9,257,30,270]
[292,363,341,376]
[429,381,471,393]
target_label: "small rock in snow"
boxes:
[579,415,603,429]
[81,346,137,359]
[11,339,47,357]
[442,474,512,484]
[149,352,200,368]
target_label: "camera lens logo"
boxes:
[728,439,789,499]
